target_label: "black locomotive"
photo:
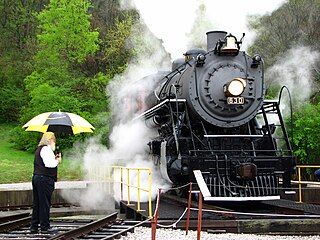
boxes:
[137,31,295,200]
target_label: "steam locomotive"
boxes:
[137,31,295,200]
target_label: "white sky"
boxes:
[133,0,286,59]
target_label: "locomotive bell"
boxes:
[220,35,239,54]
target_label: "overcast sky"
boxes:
[132,0,286,59]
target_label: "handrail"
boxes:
[88,165,153,218]
[296,165,320,203]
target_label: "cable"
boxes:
[157,208,187,228]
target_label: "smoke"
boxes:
[186,2,214,50]
[61,6,171,209]
[267,46,320,104]
[257,45,320,130]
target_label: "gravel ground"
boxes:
[120,227,320,240]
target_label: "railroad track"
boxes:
[121,192,320,235]
[0,203,73,212]
[0,212,148,239]
[162,192,320,219]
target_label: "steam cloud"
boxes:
[267,46,320,104]
[258,45,319,128]
[186,2,214,50]
[61,14,171,209]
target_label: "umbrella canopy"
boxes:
[23,111,95,135]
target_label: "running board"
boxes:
[204,135,263,138]
[133,99,186,120]
[193,170,280,201]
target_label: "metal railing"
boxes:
[87,165,153,218]
[296,165,320,203]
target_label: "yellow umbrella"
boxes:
[23,111,94,135]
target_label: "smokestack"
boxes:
[206,31,227,51]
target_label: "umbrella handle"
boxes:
[54,146,62,157]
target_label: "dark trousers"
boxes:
[315,169,320,181]
[30,175,55,230]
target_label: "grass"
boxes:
[0,124,84,184]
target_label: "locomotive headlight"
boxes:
[224,78,246,96]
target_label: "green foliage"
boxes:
[13,0,103,151]
[0,85,27,123]
[28,84,81,117]
[265,84,281,100]
[0,0,43,51]
[103,16,135,76]
[37,0,99,63]
[11,127,40,152]
[248,0,320,67]
[0,1,44,122]
[292,103,320,164]
[0,0,165,157]
[90,111,111,146]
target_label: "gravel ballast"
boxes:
[120,227,320,240]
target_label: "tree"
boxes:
[248,0,320,68]
[0,0,48,122]
[292,103,320,164]
[24,0,100,110]
[14,0,101,151]
[7,0,170,151]
[37,0,99,63]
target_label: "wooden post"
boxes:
[185,183,192,235]
[151,218,156,240]
[197,192,203,240]
[151,188,161,240]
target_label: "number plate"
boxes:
[227,97,244,104]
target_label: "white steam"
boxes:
[258,45,319,130]
[267,46,320,104]
[186,2,214,50]
[61,18,171,209]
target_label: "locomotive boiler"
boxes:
[137,31,295,200]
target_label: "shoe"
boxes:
[30,228,38,234]
[40,227,59,234]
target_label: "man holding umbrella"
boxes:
[23,111,94,233]
[30,132,61,234]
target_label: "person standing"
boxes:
[30,132,61,234]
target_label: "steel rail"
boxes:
[49,212,118,240]
[0,213,30,224]
[0,203,72,211]
[101,218,150,240]
[0,216,31,232]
